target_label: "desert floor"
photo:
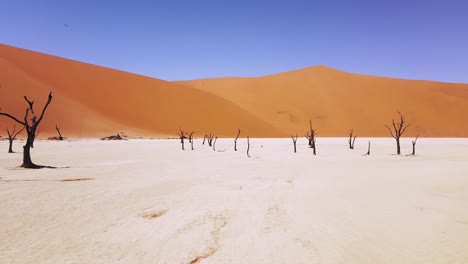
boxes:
[1,138,468,264]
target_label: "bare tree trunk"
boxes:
[22,126,45,168]
[56,125,64,140]
[411,135,418,155]
[31,130,39,148]
[348,128,357,149]
[291,134,298,153]
[363,141,371,156]
[207,134,214,147]
[8,139,14,153]
[22,131,36,168]
[234,128,241,151]
[247,136,251,158]
[213,137,217,151]
[306,120,317,154]
[385,112,413,155]
[396,139,401,155]
[203,135,206,145]
[189,131,195,150]
[177,128,187,150]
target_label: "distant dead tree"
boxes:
[305,120,317,155]
[6,125,24,153]
[363,141,371,156]
[101,133,126,140]
[410,135,419,155]
[48,125,65,140]
[291,133,298,153]
[213,136,218,151]
[234,128,241,151]
[177,128,188,150]
[55,125,64,140]
[0,92,53,168]
[348,128,357,149]
[189,131,195,150]
[247,136,251,158]
[206,133,215,147]
[385,111,412,155]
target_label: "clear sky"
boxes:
[1,0,467,83]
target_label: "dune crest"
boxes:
[0,44,283,138]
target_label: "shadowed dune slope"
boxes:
[178,66,468,137]
[0,44,284,138]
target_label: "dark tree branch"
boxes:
[35,92,53,126]
[234,128,241,151]
[348,128,357,149]
[12,126,25,138]
[384,124,396,139]
[247,136,251,158]
[401,123,412,135]
[24,96,35,115]
[0,111,26,126]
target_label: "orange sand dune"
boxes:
[179,66,468,137]
[2,43,467,138]
[0,44,283,138]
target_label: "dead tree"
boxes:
[291,134,298,153]
[189,131,195,150]
[55,125,64,140]
[0,92,53,168]
[247,136,251,158]
[363,141,371,156]
[213,137,218,151]
[206,133,215,147]
[234,128,241,151]
[6,125,25,153]
[202,134,207,145]
[385,112,412,155]
[348,128,357,149]
[101,133,127,140]
[410,135,419,155]
[177,128,187,150]
[305,120,317,155]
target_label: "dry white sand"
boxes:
[1,138,468,264]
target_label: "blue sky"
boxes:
[1,0,467,82]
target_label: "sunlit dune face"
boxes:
[178,66,468,137]
[1,44,467,138]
